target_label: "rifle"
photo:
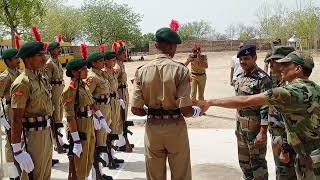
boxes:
[52,122,65,154]
[0,100,3,179]
[68,79,80,180]
[106,134,120,169]
[22,126,33,180]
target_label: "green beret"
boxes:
[17,41,45,58]
[87,52,105,68]
[66,59,88,77]
[1,48,18,60]
[265,46,295,62]
[155,27,182,44]
[275,51,314,70]
[104,51,116,60]
[47,42,60,51]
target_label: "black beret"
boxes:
[237,44,256,58]
[104,51,116,60]
[47,42,60,51]
[66,59,88,77]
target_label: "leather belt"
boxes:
[118,84,127,89]
[51,79,63,85]
[94,95,110,105]
[77,106,93,118]
[147,108,181,119]
[23,115,51,131]
[191,72,206,76]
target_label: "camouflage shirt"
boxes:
[235,66,272,129]
[264,78,320,155]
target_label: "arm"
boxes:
[230,68,234,86]
[176,68,194,117]
[206,94,268,109]
[198,55,208,68]
[184,56,192,66]
[0,75,9,98]
[11,108,24,143]
[131,68,146,116]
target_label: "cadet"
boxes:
[86,51,113,180]
[10,41,53,179]
[113,41,133,152]
[223,45,272,180]
[63,56,110,179]
[200,51,320,180]
[265,46,297,180]
[131,26,202,180]
[46,40,67,165]
[0,48,21,179]
[184,45,208,101]
[103,51,124,166]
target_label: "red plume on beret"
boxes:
[112,42,118,53]
[31,25,42,42]
[99,44,106,53]
[80,43,88,60]
[118,40,124,47]
[14,32,21,49]
[170,19,180,32]
[43,42,49,51]
[192,43,197,50]
[57,35,62,44]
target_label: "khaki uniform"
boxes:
[234,66,272,180]
[87,68,112,146]
[188,54,207,100]
[105,70,122,134]
[115,61,129,121]
[10,69,54,180]
[132,54,192,180]
[0,68,20,163]
[264,79,320,180]
[63,81,96,179]
[45,57,64,124]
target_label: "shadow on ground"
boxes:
[192,163,242,180]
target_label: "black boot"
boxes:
[101,174,113,180]
[52,159,59,166]
[114,158,124,163]
[10,177,20,180]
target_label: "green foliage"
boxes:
[82,0,142,45]
[178,20,213,41]
[132,33,155,51]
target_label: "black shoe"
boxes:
[117,144,134,152]
[114,158,124,163]
[107,162,120,169]
[52,159,59,166]
[10,177,20,180]
[102,174,113,180]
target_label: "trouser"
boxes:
[21,128,53,180]
[52,85,64,123]
[74,118,96,180]
[191,74,206,101]
[236,130,268,180]
[110,98,122,134]
[118,86,129,122]
[295,150,320,180]
[145,118,191,180]
[271,135,297,180]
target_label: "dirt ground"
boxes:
[126,50,320,129]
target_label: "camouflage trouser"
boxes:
[295,150,320,180]
[236,130,268,180]
[271,135,297,180]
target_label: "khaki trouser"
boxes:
[21,128,53,180]
[118,86,129,121]
[145,118,192,180]
[5,105,14,162]
[74,118,95,180]
[191,74,206,101]
[96,104,111,146]
[52,85,64,123]
[110,98,122,134]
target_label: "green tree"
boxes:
[178,20,213,40]
[237,24,257,42]
[0,0,45,46]
[82,0,142,45]
[133,32,155,51]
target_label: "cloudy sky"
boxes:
[66,0,320,34]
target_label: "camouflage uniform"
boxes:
[264,79,320,180]
[234,66,272,180]
[268,73,297,180]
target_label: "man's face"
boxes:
[79,66,88,79]
[91,59,105,70]
[239,54,257,72]
[29,52,47,70]
[105,58,116,68]
[51,47,61,57]
[280,62,301,81]
[117,51,126,61]
[5,57,20,69]
[270,60,282,75]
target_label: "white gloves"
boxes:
[192,106,202,118]
[12,143,34,173]
[0,115,10,130]
[71,132,83,157]
[57,127,66,146]
[7,162,19,178]
[93,116,102,130]
[101,152,109,165]
[115,134,126,147]
[100,119,112,133]
[119,99,126,109]
[143,105,148,114]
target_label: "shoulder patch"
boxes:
[14,91,24,96]
[69,81,76,89]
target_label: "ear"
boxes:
[295,65,303,74]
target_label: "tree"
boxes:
[132,32,155,51]
[178,20,214,41]
[82,0,142,45]
[0,0,45,46]
[225,24,237,40]
[237,24,257,42]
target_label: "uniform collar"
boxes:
[243,65,258,77]
[92,68,104,77]
[50,57,60,65]
[156,53,172,59]
[24,68,41,80]
[7,67,20,75]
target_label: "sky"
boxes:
[65,0,320,34]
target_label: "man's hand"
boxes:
[0,115,10,130]
[279,151,290,164]
[254,127,268,145]
[196,100,210,113]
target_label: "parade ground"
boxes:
[1,50,320,179]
